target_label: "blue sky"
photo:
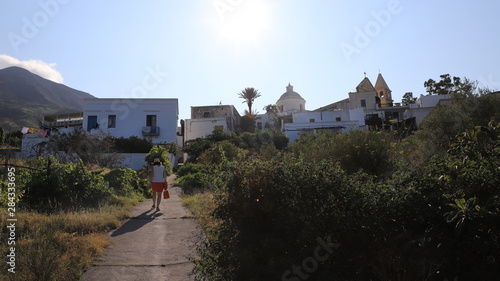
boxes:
[1,0,499,123]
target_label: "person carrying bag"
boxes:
[148,158,168,212]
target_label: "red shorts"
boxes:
[151,182,167,193]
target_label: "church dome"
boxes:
[277,83,306,112]
[278,83,305,101]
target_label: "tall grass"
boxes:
[0,195,142,281]
[181,192,217,235]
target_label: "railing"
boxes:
[142,126,160,136]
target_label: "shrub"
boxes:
[176,163,220,194]
[113,136,153,153]
[104,168,149,197]
[194,156,382,280]
[197,140,247,165]
[193,123,500,280]
[144,145,172,174]
[21,157,114,212]
[291,130,393,175]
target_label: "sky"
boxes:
[1,0,499,124]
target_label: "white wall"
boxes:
[416,94,450,108]
[83,98,178,144]
[184,117,228,142]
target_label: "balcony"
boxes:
[142,126,160,136]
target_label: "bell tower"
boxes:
[375,73,393,107]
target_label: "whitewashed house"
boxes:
[183,105,240,143]
[284,108,366,143]
[83,98,179,145]
[403,94,450,127]
[269,83,368,143]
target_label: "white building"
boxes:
[83,98,179,145]
[183,105,240,143]
[284,108,366,143]
[403,94,450,127]
[269,82,369,142]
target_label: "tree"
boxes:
[144,145,172,174]
[238,87,261,116]
[424,74,475,96]
[263,104,278,114]
[401,92,417,106]
[37,127,121,167]
[239,115,256,133]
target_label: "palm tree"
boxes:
[238,87,261,116]
[263,104,278,114]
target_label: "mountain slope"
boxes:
[0,66,95,130]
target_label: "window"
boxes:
[204,112,211,118]
[309,119,315,123]
[336,117,341,121]
[108,115,116,128]
[87,116,97,131]
[146,115,157,127]
[214,125,224,131]
[361,99,366,107]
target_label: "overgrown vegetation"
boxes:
[0,196,140,280]
[179,78,499,281]
[0,142,159,279]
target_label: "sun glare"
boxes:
[214,0,272,48]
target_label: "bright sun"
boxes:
[213,0,272,48]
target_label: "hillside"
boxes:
[0,66,94,130]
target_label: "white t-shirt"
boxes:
[151,165,166,182]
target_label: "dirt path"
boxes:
[80,176,202,281]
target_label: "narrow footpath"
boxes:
[81,176,202,281]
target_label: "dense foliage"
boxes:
[182,129,289,163]
[2,156,147,212]
[113,136,153,153]
[192,122,499,280]
[144,145,172,174]
[180,85,499,280]
[104,168,150,197]
[290,130,393,175]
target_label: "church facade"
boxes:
[271,74,403,142]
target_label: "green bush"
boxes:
[176,163,212,178]
[193,123,500,280]
[291,130,393,175]
[194,156,382,280]
[21,157,114,212]
[113,136,153,153]
[104,168,149,197]
[197,140,247,165]
[144,145,172,175]
[176,163,220,194]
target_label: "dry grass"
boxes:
[181,192,217,234]
[0,195,142,281]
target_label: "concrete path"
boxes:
[81,177,202,281]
